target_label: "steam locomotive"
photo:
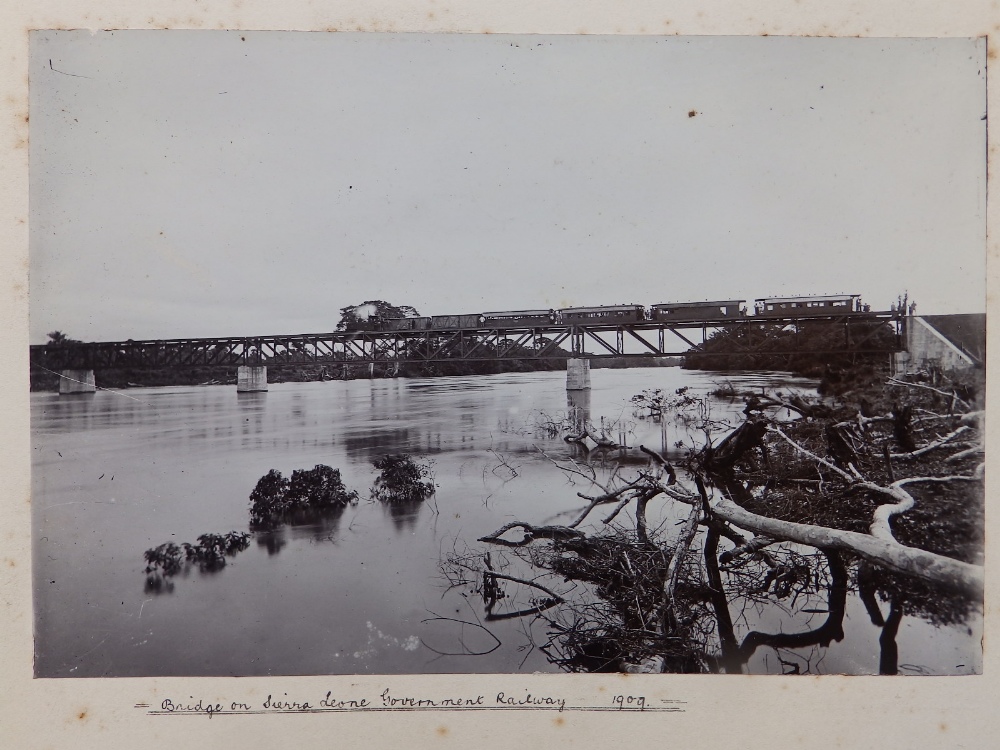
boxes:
[346,295,869,332]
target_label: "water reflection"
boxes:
[252,507,352,555]
[343,430,416,461]
[717,547,848,674]
[382,500,423,534]
[256,529,287,556]
[143,576,175,595]
[284,505,349,544]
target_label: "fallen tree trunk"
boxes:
[708,496,983,598]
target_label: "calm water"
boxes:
[31,368,981,676]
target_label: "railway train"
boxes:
[346,294,872,332]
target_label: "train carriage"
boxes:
[481,309,556,327]
[384,317,418,331]
[754,295,861,317]
[650,300,745,321]
[558,304,647,324]
[429,314,481,330]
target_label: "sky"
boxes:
[29,32,987,344]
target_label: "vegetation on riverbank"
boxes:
[683,318,899,378]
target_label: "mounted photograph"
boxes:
[29,31,986,677]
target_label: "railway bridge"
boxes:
[31,307,904,395]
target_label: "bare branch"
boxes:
[639,444,677,484]
[483,571,564,603]
[420,615,502,656]
[767,426,855,483]
[890,425,971,459]
[945,444,984,463]
[664,504,702,625]
[718,534,778,565]
[601,493,636,525]
[887,378,971,411]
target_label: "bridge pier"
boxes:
[237,366,268,393]
[58,369,96,395]
[566,358,591,390]
[891,351,912,376]
[566,388,591,433]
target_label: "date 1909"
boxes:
[612,695,646,710]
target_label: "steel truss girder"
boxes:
[28,313,902,371]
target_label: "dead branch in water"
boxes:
[663,504,702,629]
[478,521,586,547]
[564,423,620,449]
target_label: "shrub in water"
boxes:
[143,531,250,591]
[183,531,251,570]
[371,454,435,504]
[249,469,291,524]
[250,465,358,528]
[285,465,359,509]
[143,542,184,577]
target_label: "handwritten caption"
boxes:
[138,689,685,718]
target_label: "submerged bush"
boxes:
[249,465,358,528]
[371,454,435,504]
[286,465,359,509]
[143,542,184,577]
[182,531,251,571]
[249,469,292,522]
[143,531,250,591]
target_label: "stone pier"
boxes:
[58,369,96,395]
[566,358,591,390]
[566,388,592,433]
[237,366,268,392]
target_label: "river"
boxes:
[31,367,981,676]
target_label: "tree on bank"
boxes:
[46,330,81,346]
[336,300,419,331]
[684,319,899,378]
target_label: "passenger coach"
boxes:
[754,295,861,317]
[481,309,557,327]
[649,300,745,321]
[558,305,647,324]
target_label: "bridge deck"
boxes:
[30,312,903,371]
